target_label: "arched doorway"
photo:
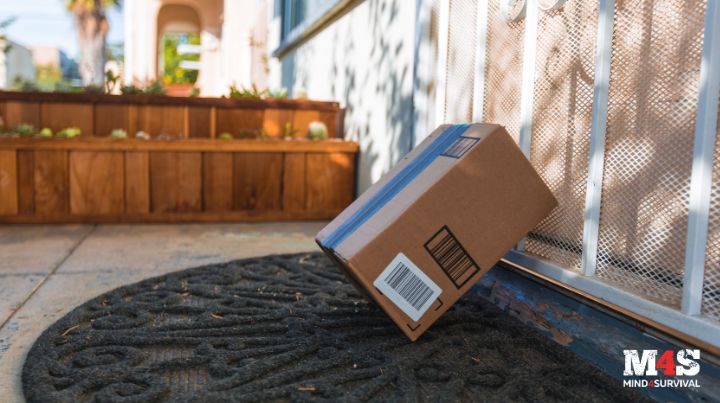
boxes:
[156,4,202,96]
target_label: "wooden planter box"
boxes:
[0,91,342,139]
[0,138,358,223]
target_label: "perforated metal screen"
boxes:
[525,2,598,272]
[424,0,719,343]
[703,97,720,320]
[482,0,524,141]
[443,0,477,123]
[593,0,706,308]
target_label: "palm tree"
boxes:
[66,0,118,87]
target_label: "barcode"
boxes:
[373,253,441,321]
[424,226,479,288]
[385,262,434,310]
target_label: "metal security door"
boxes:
[418,0,720,349]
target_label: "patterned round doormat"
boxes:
[23,253,648,402]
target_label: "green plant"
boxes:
[228,84,266,99]
[144,80,167,96]
[11,77,38,92]
[307,121,328,140]
[161,32,200,85]
[258,128,271,140]
[83,84,104,94]
[283,121,299,139]
[266,88,288,99]
[135,131,150,140]
[110,128,127,139]
[15,123,36,137]
[235,129,259,139]
[105,69,120,93]
[56,127,82,138]
[120,84,143,95]
[40,128,53,138]
[218,132,234,141]
[190,87,200,97]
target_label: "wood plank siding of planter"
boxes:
[0,91,354,223]
[0,139,357,223]
[0,91,343,139]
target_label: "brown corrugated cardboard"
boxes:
[316,123,557,341]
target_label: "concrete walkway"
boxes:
[0,222,325,403]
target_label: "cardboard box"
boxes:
[316,123,557,341]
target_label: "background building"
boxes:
[0,38,34,89]
[31,46,80,90]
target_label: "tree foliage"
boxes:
[65,0,119,11]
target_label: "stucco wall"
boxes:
[278,0,416,192]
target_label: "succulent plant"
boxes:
[267,88,288,99]
[83,85,104,94]
[144,80,167,96]
[110,129,128,139]
[40,128,53,138]
[236,130,257,139]
[307,121,328,141]
[283,122,299,139]
[56,127,82,138]
[15,123,36,137]
[219,132,234,141]
[121,84,143,95]
[135,131,150,140]
[228,84,266,99]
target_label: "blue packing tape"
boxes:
[322,123,471,250]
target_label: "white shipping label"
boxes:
[373,253,442,322]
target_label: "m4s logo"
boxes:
[623,349,700,376]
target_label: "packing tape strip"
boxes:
[323,123,471,250]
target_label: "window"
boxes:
[280,0,339,41]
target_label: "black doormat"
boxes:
[23,253,649,402]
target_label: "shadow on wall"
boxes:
[281,0,414,194]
